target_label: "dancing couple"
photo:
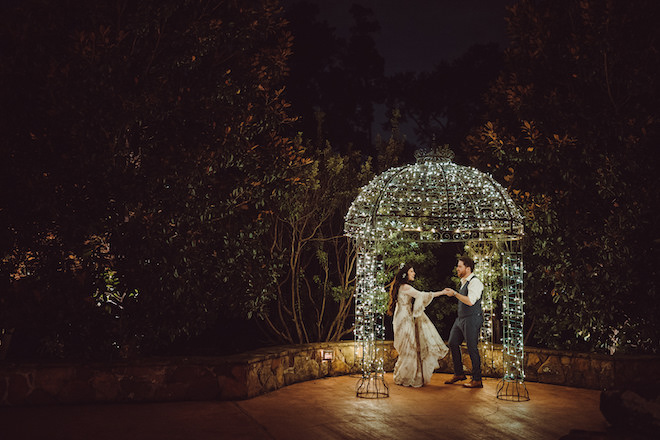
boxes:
[387,256,484,388]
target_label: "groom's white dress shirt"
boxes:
[460,273,484,306]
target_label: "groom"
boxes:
[442,256,484,388]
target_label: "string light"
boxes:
[496,245,529,401]
[353,241,389,398]
[345,147,524,244]
[345,145,527,400]
[465,241,498,368]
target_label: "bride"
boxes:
[387,264,449,387]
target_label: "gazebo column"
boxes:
[497,244,529,401]
[354,239,389,398]
[466,240,498,371]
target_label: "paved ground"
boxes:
[1,373,613,440]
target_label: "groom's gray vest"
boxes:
[457,277,482,318]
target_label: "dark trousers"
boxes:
[448,313,483,381]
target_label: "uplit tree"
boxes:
[263,129,373,344]
[466,0,660,353]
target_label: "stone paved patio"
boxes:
[0,372,618,440]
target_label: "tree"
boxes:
[385,43,503,158]
[466,0,660,353]
[263,133,372,344]
[0,0,306,358]
[284,1,385,153]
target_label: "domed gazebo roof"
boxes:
[345,146,524,242]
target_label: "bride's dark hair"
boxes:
[386,264,413,316]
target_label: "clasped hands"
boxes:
[433,288,457,297]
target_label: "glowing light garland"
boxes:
[345,147,524,243]
[353,241,389,398]
[495,246,529,400]
[466,241,498,370]
[345,146,528,400]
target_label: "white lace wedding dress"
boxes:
[393,284,448,387]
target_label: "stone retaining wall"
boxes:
[1,341,658,406]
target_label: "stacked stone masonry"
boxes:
[1,342,658,406]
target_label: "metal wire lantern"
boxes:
[345,145,528,401]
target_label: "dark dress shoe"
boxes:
[444,375,467,384]
[463,380,483,388]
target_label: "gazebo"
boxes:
[344,145,529,401]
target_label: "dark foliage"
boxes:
[0,0,304,358]
[467,0,660,353]
[284,1,384,153]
